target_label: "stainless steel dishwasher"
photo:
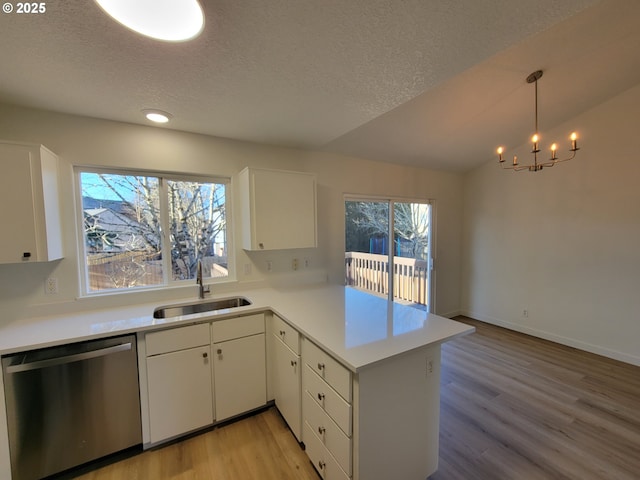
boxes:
[2,334,142,480]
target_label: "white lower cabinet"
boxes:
[213,332,266,421]
[303,418,350,480]
[270,319,302,440]
[211,313,267,421]
[140,313,267,446]
[302,337,352,480]
[303,391,351,475]
[144,324,213,444]
[139,309,440,479]
[147,345,214,443]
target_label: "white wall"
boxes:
[461,82,640,366]
[0,103,464,324]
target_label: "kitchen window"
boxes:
[77,169,230,294]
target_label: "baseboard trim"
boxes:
[461,310,640,367]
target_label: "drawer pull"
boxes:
[317,392,325,401]
[202,352,208,358]
[290,360,297,367]
[317,362,325,371]
[217,348,222,355]
[318,460,326,470]
[279,330,285,336]
[317,426,326,435]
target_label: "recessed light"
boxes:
[95,0,205,42]
[142,109,172,123]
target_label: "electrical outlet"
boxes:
[426,357,434,377]
[45,277,58,295]
[304,257,309,268]
[267,261,273,272]
[523,309,529,318]
[243,263,252,275]
[292,258,298,270]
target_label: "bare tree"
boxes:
[168,180,226,280]
[346,201,429,259]
[81,173,226,290]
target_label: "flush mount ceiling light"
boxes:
[497,70,580,172]
[142,109,172,123]
[95,0,204,42]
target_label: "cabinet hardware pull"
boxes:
[203,352,208,358]
[317,362,325,370]
[217,349,222,355]
[318,426,326,435]
[290,360,297,367]
[317,392,325,401]
[318,460,325,470]
[280,330,285,336]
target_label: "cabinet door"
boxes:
[147,345,213,443]
[241,168,317,250]
[0,143,62,263]
[213,333,266,421]
[0,144,39,263]
[272,335,301,440]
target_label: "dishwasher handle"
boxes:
[6,342,133,373]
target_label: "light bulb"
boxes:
[142,109,172,123]
[95,0,205,42]
[570,132,578,151]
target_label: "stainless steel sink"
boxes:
[153,297,252,319]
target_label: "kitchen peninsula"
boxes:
[0,284,474,480]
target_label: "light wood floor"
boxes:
[71,408,318,480]
[69,316,640,480]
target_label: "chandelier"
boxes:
[497,70,579,172]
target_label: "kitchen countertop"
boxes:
[0,284,474,371]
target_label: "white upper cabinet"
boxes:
[239,167,317,250]
[0,141,63,263]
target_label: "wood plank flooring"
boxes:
[70,408,318,480]
[432,317,640,480]
[69,316,640,480]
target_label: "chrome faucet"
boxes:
[196,260,210,299]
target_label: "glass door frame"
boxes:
[344,194,434,313]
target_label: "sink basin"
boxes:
[153,297,252,319]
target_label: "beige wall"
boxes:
[0,103,464,325]
[461,82,640,366]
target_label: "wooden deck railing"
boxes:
[345,252,428,306]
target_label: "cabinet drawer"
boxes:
[303,421,350,480]
[273,314,300,354]
[211,313,264,343]
[146,323,210,356]
[303,339,351,402]
[303,365,351,436]
[304,391,351,475]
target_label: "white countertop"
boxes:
[0,284,474,372]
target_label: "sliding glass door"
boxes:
[345,198,432,312]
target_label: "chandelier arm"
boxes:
[500,164,532,172]
[552,150,578,164]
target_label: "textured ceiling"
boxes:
[1,0,639,172]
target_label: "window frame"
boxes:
[75,166,234,297]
